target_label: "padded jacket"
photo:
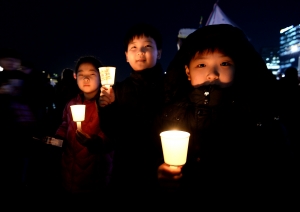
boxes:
[56,93,113,194]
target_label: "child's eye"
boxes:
[220,62,230,66]
[145,45,152,48]
[196,64,206,68]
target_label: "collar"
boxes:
[77,90,100,103]
[129,63,164,85]
[189,85,234,107]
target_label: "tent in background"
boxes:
[205,2,238,27]
[206,2,250,40]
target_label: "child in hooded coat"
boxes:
[154,24,296,209]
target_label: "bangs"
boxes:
[123,23,162,51]
[183,37,237,65]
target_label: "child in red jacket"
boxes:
[55,56,113,207]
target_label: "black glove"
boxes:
[76,130,103,153]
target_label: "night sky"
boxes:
[1,0,299,82]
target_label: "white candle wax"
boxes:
[76,121,81,130]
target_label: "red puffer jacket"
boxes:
[55,93,113,194]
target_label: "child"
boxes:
[99,23,164,202]
[155,24,295,208]
[54,56,113,206]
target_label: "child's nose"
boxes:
[206,70,219,81]
[137,47,146,55]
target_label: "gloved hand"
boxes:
[75,130,103,153]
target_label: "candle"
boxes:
[160,130,190,168]
[99,67,116,91]
[70,105,86,130]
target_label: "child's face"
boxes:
[125,35,162,71]
[76,63,100,99]
[0,57,21,71]
[185,50,235,88]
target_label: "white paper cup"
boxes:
[99,67,116,87]
[70,105,86,122]
[160,130,190,166]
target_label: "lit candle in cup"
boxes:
[99,67,116,92]
[70,105,86,130]
[160,130,190,169]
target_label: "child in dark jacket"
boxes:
[155,24,296,209]
[99,23,164,205]
[55,56,113,207]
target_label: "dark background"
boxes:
[1,0,299,82]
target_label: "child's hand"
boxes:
[75,129,91,145]
[75,129,103,153]
[157,163,183,189]
[99,86,115,107]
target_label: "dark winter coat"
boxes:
[155,84,294,204]
[100,63,165,196]
[55,93,113,194]
[153,24,297,209]
[160,84,289,188]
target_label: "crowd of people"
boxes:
[0,23,299,209]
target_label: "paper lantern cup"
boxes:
[99,67,116,88]
[160,130,190,167]
[70,105,86,130]
[70,105,86,122]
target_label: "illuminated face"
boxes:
[76,63,100,99]
[125,35,162,71]
[185,50,235,88]
[0,57,21,71]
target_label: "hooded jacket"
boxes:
[155,24,295,205]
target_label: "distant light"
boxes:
[267,63,280,69]
[42,71,45,73]
[290,58,295,62]
[280,25,293,34]
[0,66,3,72]
[291,45,298,53]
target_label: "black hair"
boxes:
[180,25,256,69]
[61,68,74,79]
[74,56,103,74]
[123,23,162,51]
